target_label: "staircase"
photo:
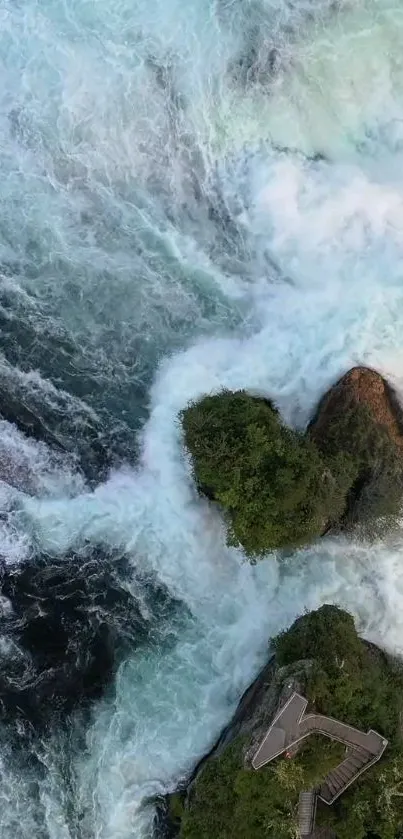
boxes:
[252,692,388,836]
[319,748,373,804]
[298,790,316,837]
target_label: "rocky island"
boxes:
[181,366,403,555]
[159,605,403,839]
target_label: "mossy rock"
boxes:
[181,390,344,556]
[181,370,403,557]
[308,367,403,533]
[274,605,403,738]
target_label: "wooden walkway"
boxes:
[298,791,316,838]
[252,692,388,836]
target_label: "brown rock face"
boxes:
[309,366,403,533]
[309,366,403,451]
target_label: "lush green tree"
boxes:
[318,752,403,839]
[181,390,345,555]
[179,736,344,839]
[182,388,403,556]
[274,605,362,674]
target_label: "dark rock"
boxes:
[208,656,277,758]
[154,797,182,839]
[158,601,403,839]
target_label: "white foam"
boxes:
[2,0,403,838]
[21,225,403,835]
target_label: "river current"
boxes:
[1,1,403,837]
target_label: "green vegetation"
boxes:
[181,390,403,556]
[177,606,403,839]
[318,754,403,839]
[274,605,402,739]
[181,390,345,555]
[179,736,344,839]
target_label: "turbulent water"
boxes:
[0,0,403,836]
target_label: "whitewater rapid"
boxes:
[1,0,403,838]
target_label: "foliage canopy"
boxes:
[181,388,403,555]
[181,390,345,555]
[274,605,403,739]
[179,736,344,839]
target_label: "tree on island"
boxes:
[181,390,345,556]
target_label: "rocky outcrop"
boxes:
[182,367,403,556]
[308,366,403,532]
[309,367,403,452]
[158,606,403,839]
[212,656,310,766]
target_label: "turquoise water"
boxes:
[1,1,403,837]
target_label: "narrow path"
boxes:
[252,693,387,772]
[300,713,385,756]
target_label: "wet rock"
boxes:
[160,605,403,839]
[156,654,311,838]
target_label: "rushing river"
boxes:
[1,0,403,836]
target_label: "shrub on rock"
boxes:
[176,605,403,839]
[181,390,343,556]
[275,604,403,738]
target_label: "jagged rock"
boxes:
[157,655,313,837]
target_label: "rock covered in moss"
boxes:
[181,369,403,557]
[308,366,403,532]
